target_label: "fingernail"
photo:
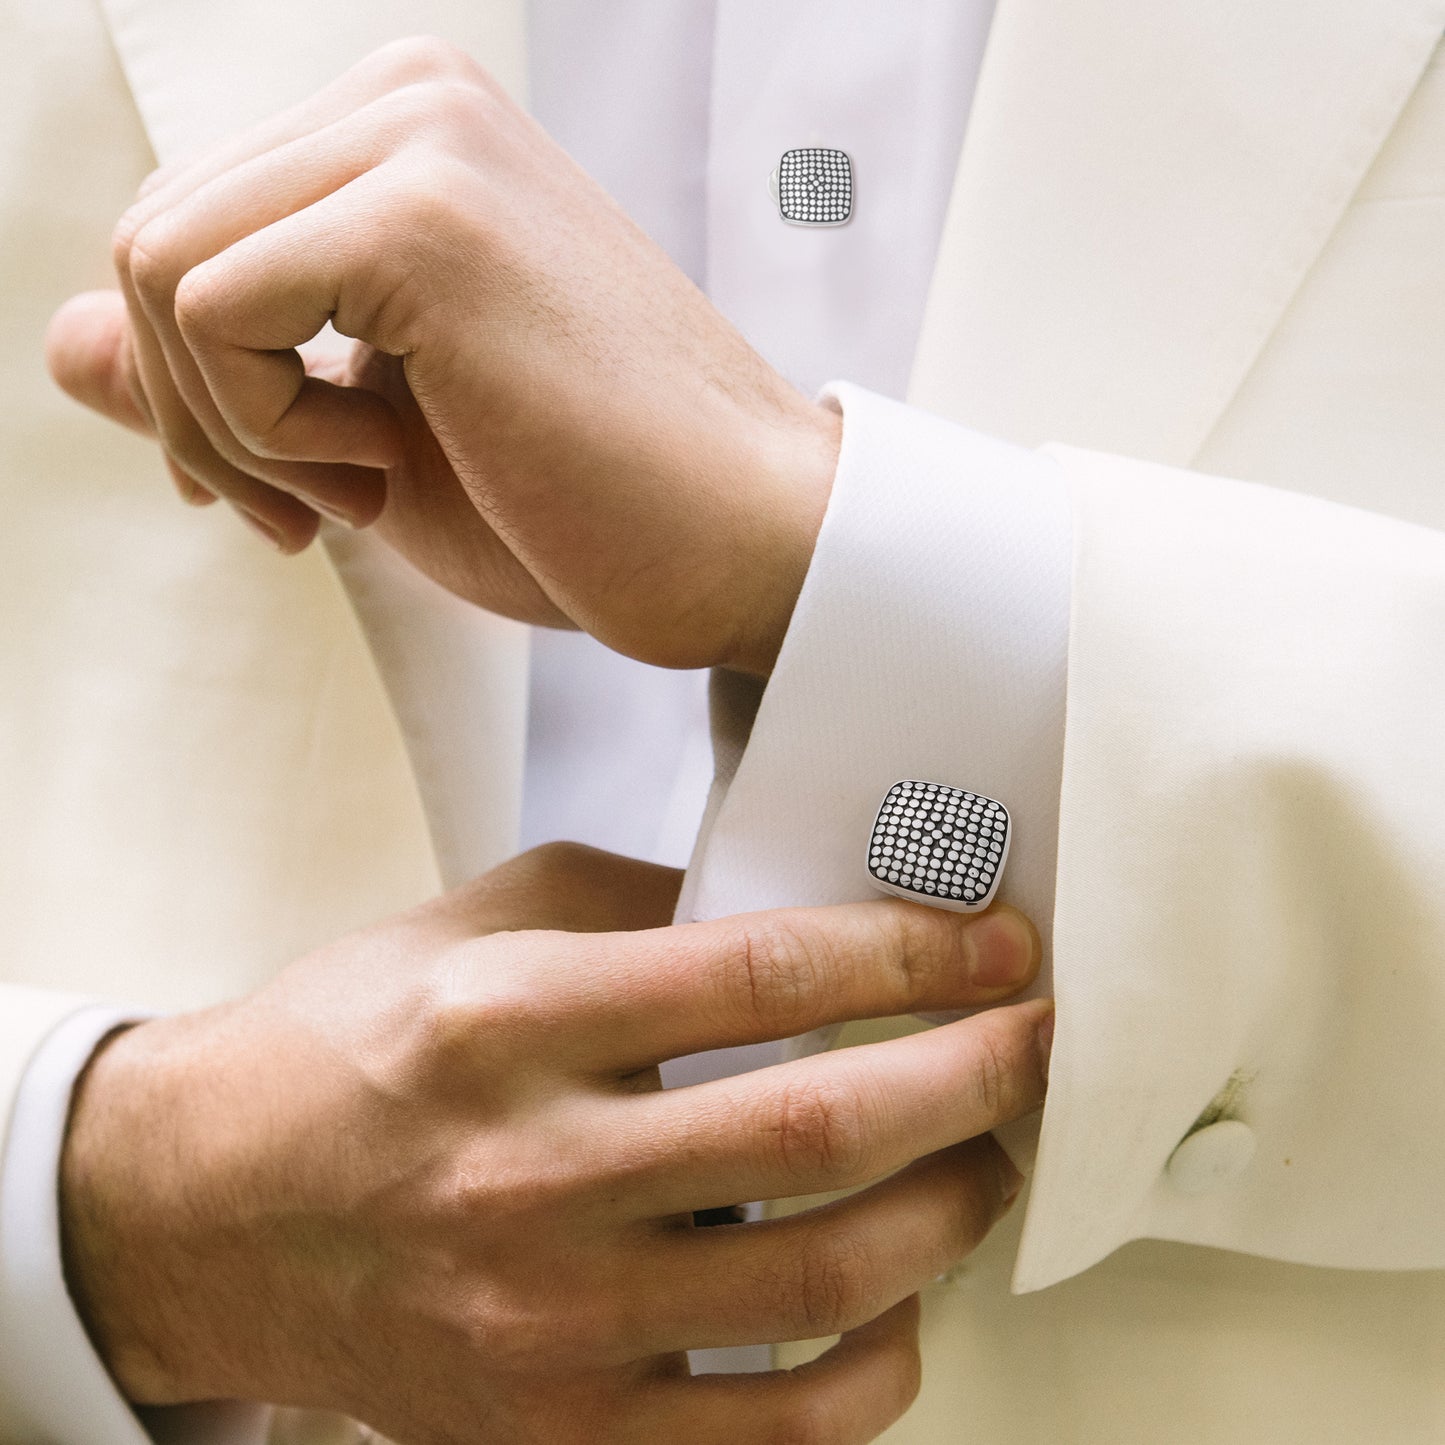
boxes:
[1037,1005,1055,1084]
[237,508,285,551]
[967,910,1037,989]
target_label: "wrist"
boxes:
[58,1016,220,1405]
[725,396,840,677]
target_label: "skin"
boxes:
[45,36,845,675]
[62,845,1051,1444]
[44,37,1059,1443]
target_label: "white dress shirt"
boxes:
[0,1,1071,1437]
[519,0,1013,870]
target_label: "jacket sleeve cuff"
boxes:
[685,388,1445,1294]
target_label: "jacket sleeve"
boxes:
[681,380,1445,1293]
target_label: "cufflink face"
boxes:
[776,147,853,226]
[867,782,1011,913]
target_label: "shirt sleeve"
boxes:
[681,379,1445,1293]
[676,377,1071,1119]
[0,1003,269,1445]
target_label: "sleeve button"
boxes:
[1165,1119,1257,1195]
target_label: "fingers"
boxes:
[122,101,438,501]
[616,1000,1051,1214]
[45,292,154,437]
[125,35,492,228]
[119,186,394,545]
[45,291,218,506]
[60,38,506,545]
[167,179,407,469]
[536,896,1040,1072]
[638,1295,922,1445]
[115,168,324,544]
[632,1137,1015,1354]
[115,230,326,547]
[103,38,494,547]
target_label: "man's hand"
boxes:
[61,843,1049,1445]
[45,37,841,675]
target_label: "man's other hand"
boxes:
[60,843,1049,1445]
[46,37,842,676]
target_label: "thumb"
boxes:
[45,290,153,436]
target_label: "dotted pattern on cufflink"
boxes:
[777,147,852,226]
[866,781,1011,913]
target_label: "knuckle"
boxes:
[413,940,542,1071]
[372,73,492,144]
[110,204,150,274]
[453,1291,560,1372]
[239,431,287,463]
[793,1227,875,1337]
[425,1164,511,1246]
[512,840,606,881]
[125,218,188,304]
[967,1020,1014,1121]
[373,155,472,252]
[372,33,485,89]
[729,917,824,1034]
[136,163,174,201]
[765,1399,838,1445]
[422,75,497,131]
[171,262,222,337]
[769,1076,869,1184]
[439,1149,578,1236]
[882,903,964,1000]
[481,1274,630,1372]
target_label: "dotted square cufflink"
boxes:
[773,147,853,226]
[866,782,1011,913]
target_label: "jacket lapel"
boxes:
[99,0,527,159]
[96,0,534,887]
[909,0,1445,465]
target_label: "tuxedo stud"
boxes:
[867,781,1011,913]
[771,146,853,226]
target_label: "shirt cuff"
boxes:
[0,1006,269,1445]
[677,379,1072,1130]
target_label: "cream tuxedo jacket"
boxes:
[4,1,1445,1442]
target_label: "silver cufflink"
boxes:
[770,147,853,226]
[866,781,1011,913]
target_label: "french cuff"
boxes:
[0,999,268,1445]
[676,379,1072,1247]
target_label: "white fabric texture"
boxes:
[679,382,1070,1120]
[519,0,1001,866]
[0,1007,273,1445]
[0,0,1021,1437]
[0,1007,159,1444]
[683,378,1445,1290]
[0,2,529,1442]
[1021,446,1445,1287]
[683,383,1070,937]
[11,0,1445,1441]
[520,0,715,866]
